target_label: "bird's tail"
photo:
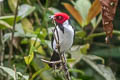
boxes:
[49,50,61,68]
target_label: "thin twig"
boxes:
[37,0,44,10]
[53,20,59,44]
[41,59,61,64]
[0,0,4,67]
[0,0,3,16]
[0,30,4,66]
[28,64,32,79]
[13,65,17,80]
[58,51,71,80]
[52,19,71,80]
[9,0,19,65]
[62,52,71,80]
[52,30,58,44]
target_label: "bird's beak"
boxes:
[49,15,54,19]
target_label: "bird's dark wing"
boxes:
[59,25,64,33]
[69,19,75,41]
[49,50,61,68]
[73,28,75,42]
[57,23,64,33]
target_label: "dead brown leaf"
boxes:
[99,0,118,43]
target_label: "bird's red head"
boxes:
[54,12,69,24]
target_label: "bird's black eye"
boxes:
[56,16,63,20]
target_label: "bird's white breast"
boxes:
[53,20,74,53]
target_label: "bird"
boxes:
[49,12,74,68]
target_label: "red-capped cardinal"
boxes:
[49,12,74,68]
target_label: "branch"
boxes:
[85,30,120,41]
[9,0,19,65]
[41,59,61,64]
[52,19,71,80]
[0,0,4,66]
[13,65,17,80]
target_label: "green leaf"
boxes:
[31,66,50,80]
[0,20,12,29]
[62,3,83,26]
[18,4,35,19]
[85,55,104,64]
[82,56,116,80]
[0,66,29,80]
[95,14,102,27]
[71,77,82,80]
[70,45,82,63]
[15,23,25,34]
[3,23,25,42]
[69,69,84,75]
[48,7,61,13]
[80,43,90,54]
[72,0,91,26]
[76,31,86,38]
[0,4,35,30]
[31,60,54,80]
[0,15,21,25]
[45,40,52,49]
[24,52,34,65]
[91,47,120,58]
[8,0,17,13]
[69,44,90,67]
[31,70,42,80]
[17,72,29,80]
[98,65,116,80]
[86,0,101,28]
[21,18,33,33]
[30,38,46,55]
[8,0,35,18]
[38,28,47,39]
[24,45,36,65]
[0,66,17,80]
[67,59,76,63]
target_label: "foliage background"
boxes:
[0,0,120,80]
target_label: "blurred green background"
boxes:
[0,0,120,80]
